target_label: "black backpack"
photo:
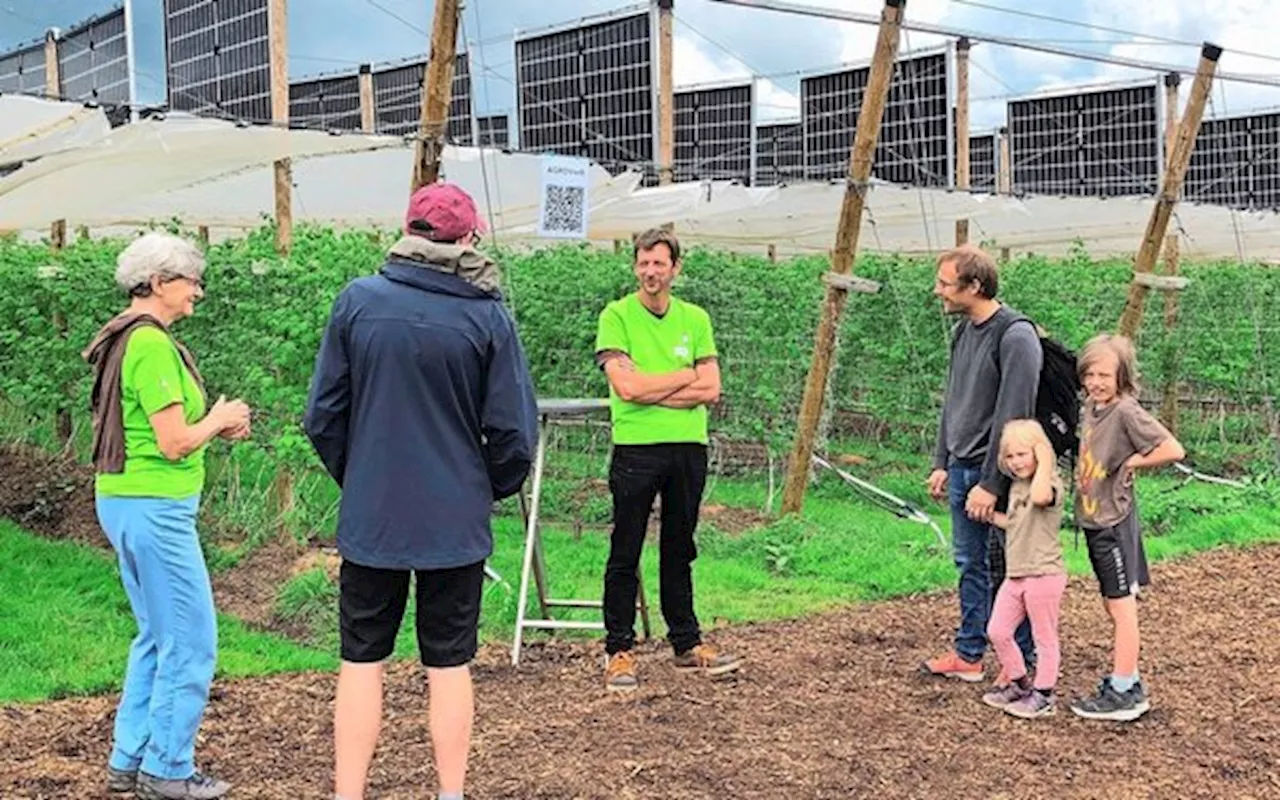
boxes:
[950,310,1081,458]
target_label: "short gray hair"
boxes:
[115,233,206,296]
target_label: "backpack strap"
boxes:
[950,307,1035,372]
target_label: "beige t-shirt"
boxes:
[1005,473,1066,578]
[1074,395,1173,529]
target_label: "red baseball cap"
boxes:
[404,182,486,241]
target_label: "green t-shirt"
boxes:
[95,326,208,498]
[595,293,717,445]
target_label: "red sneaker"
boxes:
[921,650,984,683]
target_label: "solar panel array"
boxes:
[754,122,803,187]
[801,50,952,186]
[57,8,130,105]
[371,54,474,143]
[516,10,655,174]
[289,73,362,131]
[967,133,997,191]
[1008,82,1160,198]
[1186,112,1280,210]
[0,42,46,97]
[164,0,272,122]
[674,83,753,183]
[478,114,511,147]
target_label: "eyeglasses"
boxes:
[161,273,205,290]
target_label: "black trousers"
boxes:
[603,443,708,655]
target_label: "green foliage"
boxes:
[2,226,1278,544]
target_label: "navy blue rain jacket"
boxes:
[303,258,538,570]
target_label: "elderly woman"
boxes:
[83,233,250,800]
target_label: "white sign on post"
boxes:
[537,154,590,239]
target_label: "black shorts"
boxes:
[1084,512,1150,599]
[339,559,484,668]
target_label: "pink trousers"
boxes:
[987,572,1068,690]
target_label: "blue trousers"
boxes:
[948,464,1034,665]
[96,495,216,780]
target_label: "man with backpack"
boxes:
[923,244,1043,685]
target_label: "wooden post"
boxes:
[50,220,72,448]
[781,0,905,515]
[359,64,376,134]
[1159,72,1182,433]
[954,37,971,245]
[1000,246,1011,264]
[269,0,292,255]
[1117,44,1221,339]
[197,225,210,246]
[44,31,60,100]
[997,126,1011,195]
[767,243,778,263]
[412,0,461,191]
[657,0,675,185]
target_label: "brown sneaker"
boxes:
[921,650,984,683]
[673,643,742,677]
[605,650,639,693]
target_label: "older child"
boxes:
[982,420,1067,719]
[1071,334,1184,722]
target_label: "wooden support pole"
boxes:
[997,126,1011,195]
[954,37,971,246]
[269,0,292,255]
[1117,44,1221,339]
[412,0,461,191]
[767,243,778,263]
[50,220,72,448]
[1159,71,1183,433]
[44,31,60,100]
[197,225,210,246]
[359,64,376,133]
[781,0,906,515]
[657,0,675,185]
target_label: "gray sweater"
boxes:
[933,306,1043,498]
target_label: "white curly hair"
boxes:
[115,233,206,296]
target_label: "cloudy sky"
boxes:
[5,0,1280,132]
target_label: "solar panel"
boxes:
[516,8,656,175]
[478,114,511,148]
[58,7,130,105]
[801,48,952,186]
[1186,111,1280,210]
[164,0,272,122]
[289,72,362,131]
[968,133,997,192]
[674,82,754,183]
[1008,80,1161,198]
[754,122,803,187]
[0,43,45,97]
[371,54,474,143]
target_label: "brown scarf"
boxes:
[83,312,206,474]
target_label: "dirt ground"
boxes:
[3,542,1278,799]
[0,445,101,546]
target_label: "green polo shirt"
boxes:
[595,293,717,445]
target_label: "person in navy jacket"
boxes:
[305,182,537,800]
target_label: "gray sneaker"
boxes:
[107,765,137,794]
[1070,677,1150,722]
[1005,689,1056,719]
[136,770,231,799]
[981,680,1030,710]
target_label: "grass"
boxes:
[281,455,1280,661]
[0,519,334,704]
[3,441,1279,703]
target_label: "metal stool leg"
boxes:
[511,416,549,667]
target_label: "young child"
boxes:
[1071,334,1185,722]
[982,419,1067,719]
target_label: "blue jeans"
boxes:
[96,495,216,780]
[948,464,1034,664]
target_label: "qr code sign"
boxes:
[541,184,586,237]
